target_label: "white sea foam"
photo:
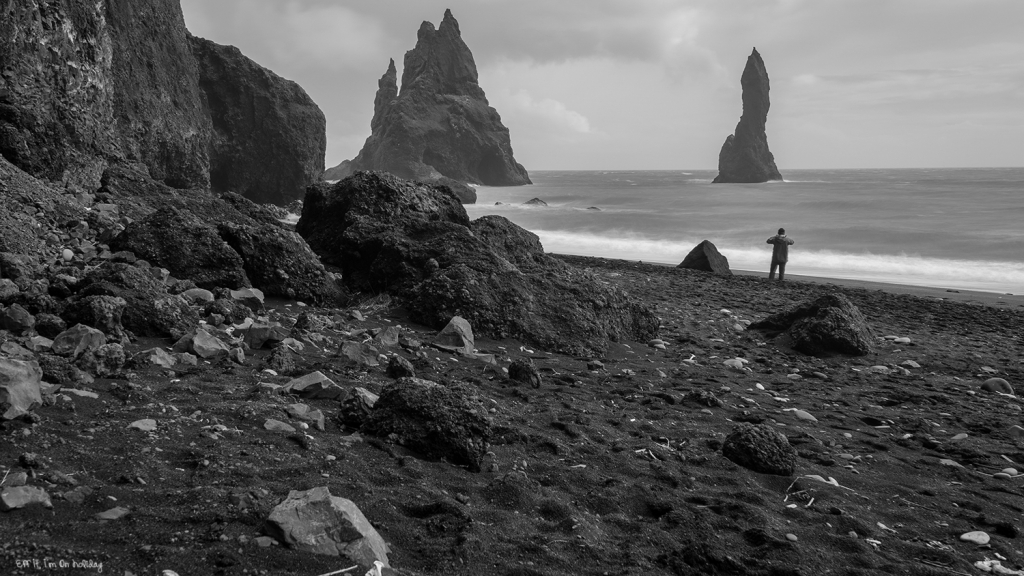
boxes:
[532,229,1024,294]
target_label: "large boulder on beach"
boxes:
[109,206,249,291]
[678,240,732,275]
[73,263,200,338]
[713,48,782,184]
[361,377,491,472]
[748,292,874,356]
[324,10,529,199]
[265,486,389,564]
[297,171,659,356]
[215,221,343,305]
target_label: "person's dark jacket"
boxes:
[767,234,794,263]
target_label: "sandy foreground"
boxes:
[2,254,1024,575]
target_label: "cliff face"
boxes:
[713,48,782,184]
[191,36,326,206]
[0,0,210,192]
[328,10,530,196]
[0,0,325,204]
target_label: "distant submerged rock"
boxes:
[325,10,530,202]
[712,48,782,184]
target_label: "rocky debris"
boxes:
[433,316,475,354]
[95,506,130,521]
[216,220,343,305]
[326,10,530,197]
[134,348,196,370]
[298,172,659,355]
[748,292,874,356]
[386,355,416,379]
[373,326,401,348]
[508,358,542,388]
[180,288,215,304]
[982,378,1014,395]
[713,48,782,184]
[77,343,126,377]
[240,322,290,350]
[109,207,249,291]
[0,278,20,302]
[128,419,157,432]
[33,314,67,339]
[284,403,326,431]
[51,325,106,360]
[74,263,200,339]
[281,372,345,400]
[338,342,381,368]
[678,240,732,275]
[230,288,265,314]
[264,486,390,564]
[722,423,797,476]
[0,486,52,511]
[337,387,379,430]
[0,358,44,420]
[263,419,295,433]
[173,328,231,360]
[61,296,127,339]
[363,377,491,471]
[1,303,35,334]
[190,36,326,206]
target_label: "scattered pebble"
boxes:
[785,533,798,542]
[95,506,130,521]
[264,419,296,433]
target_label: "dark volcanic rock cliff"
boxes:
[0,0,325,204]
[0,0,210,192]
[713,48,782,184]
[190,36,326,205]
[326,10,530,198]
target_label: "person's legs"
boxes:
[778,261,786,281]
[769,260,778,280]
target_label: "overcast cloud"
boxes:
[181,0,1024,170]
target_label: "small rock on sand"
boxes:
[960,531,990,545]
[981,378,1014,395]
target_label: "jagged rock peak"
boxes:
[370,59,399,133]
[325,10,530,198]
[712,48,782,184]
[402,9,481,98]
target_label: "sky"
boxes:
[181,0,1024,171]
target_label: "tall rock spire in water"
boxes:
[713,48,782,183]
[325,9,531,200]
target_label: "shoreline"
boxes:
[554,254,1024,308]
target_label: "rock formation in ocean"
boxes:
[190,36,326,205]
[0,0,325,204]
[712,48,782,184]
[325,10,530,201]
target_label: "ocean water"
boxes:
[465,168,1024,294]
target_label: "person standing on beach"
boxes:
[767,228,795,281]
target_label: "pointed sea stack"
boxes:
[325,10,530,202]
[713,48,782,183]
